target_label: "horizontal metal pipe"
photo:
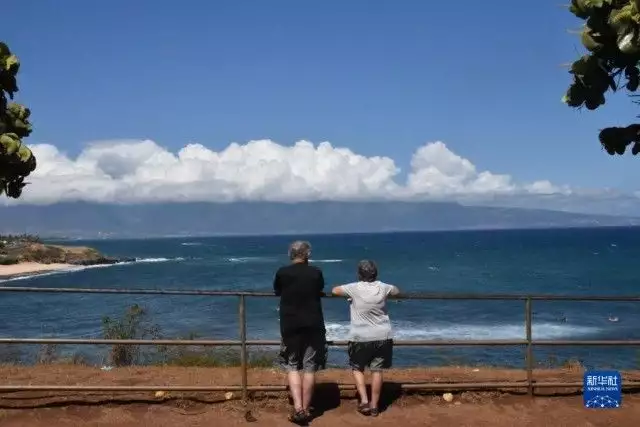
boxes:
[1,382,639,392]
[0,338,527,346]
[0,287,275,297]
[5,338,640,347]
[0,385,265,392]
[533,340,640,346]
[2,286,640,301]
[0,338,260,346]
[0,384,516,392]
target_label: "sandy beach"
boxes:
[0,262,73,279]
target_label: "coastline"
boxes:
[0,262,73,280]
[1,238,133,281]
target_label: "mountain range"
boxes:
[1,201,639,239]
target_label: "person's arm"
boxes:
[387,284,400,296]
[318,270,326,297]
[273,271,282,296]
[332,285,346,296]
[331,284,351,297]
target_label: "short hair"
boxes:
[357,259,378,282]
[288,240,311,261]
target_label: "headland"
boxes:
[0,234,133,279]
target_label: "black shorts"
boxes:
[278,330,328,373]
[347,339,393,372]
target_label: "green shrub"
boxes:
[102,304,161,366]
[0,256,19,265]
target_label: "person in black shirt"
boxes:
[274,240,327,424]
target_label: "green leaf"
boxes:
[4,55,19,73]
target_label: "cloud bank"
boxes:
[7,139,572,205]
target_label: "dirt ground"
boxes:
[0,365,638,426]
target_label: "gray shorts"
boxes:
[278,331,327,373]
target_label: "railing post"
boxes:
[238,294,248,402]
[525,297,534,397]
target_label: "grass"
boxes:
[158,346,276,368]
[24,344,275,368]
[35,344,88,366]
[539,354,584,370]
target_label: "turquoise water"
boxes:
[1,227,639,369]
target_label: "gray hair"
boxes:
[288,240,311,261]
[357,259,378,282]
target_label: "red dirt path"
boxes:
[0,365,638,426]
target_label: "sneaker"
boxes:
[370,407,379,417]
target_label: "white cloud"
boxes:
[7,139,572,205]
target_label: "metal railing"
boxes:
[1,286,640,400]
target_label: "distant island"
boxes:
[1,201,639,239]
[0,234,133,279]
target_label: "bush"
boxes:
[0,256,19,265]
[102,304,161,366]
[36,344,58,364]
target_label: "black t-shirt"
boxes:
[273,262,326,338]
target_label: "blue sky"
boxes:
[3,0,640,200]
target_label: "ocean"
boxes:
[1,227,639,370]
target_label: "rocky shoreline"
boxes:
[69,256,136,266]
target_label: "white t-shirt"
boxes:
[338,280,399,342]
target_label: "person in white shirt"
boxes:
[332,259,400,417]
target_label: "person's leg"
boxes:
[368,339,393,416]
[279,336,307,422]
[287,370,304,412]
[352,368,368,404]
[287,365,310,424]
[301,371,315,411]
[370,370,383,410]
[348,341,372,414]
[300,333,327,413]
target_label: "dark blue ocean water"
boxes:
[1,227,640,369]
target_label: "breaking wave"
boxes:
[324,321,601,341]
[0,257,184,283]
[226,256,276,263]
[225,257,343,264]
